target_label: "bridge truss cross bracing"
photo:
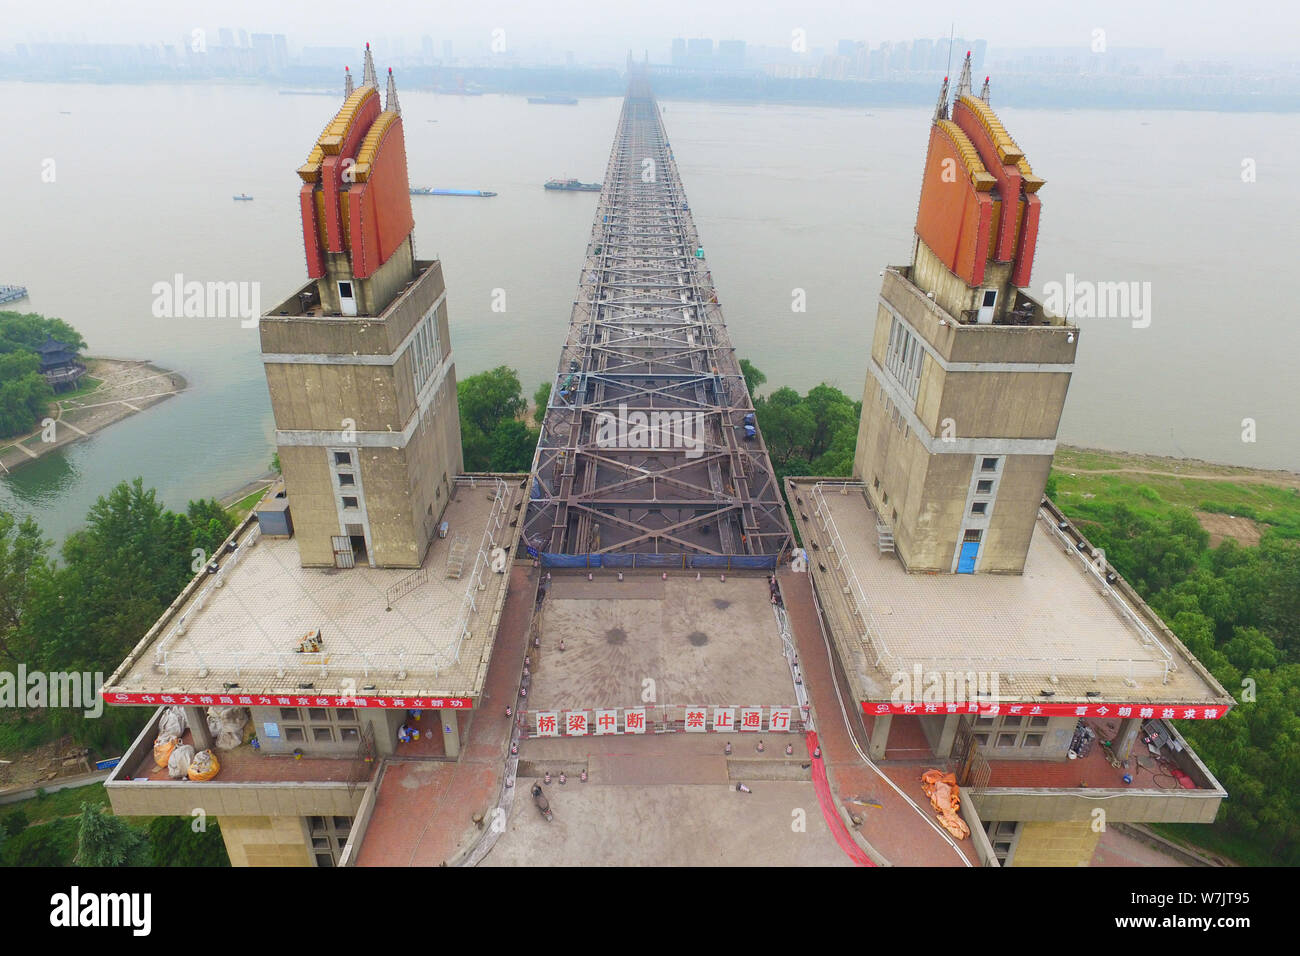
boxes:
[523,82,793,566]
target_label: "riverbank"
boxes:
[1052,443,1300,545]
[0,358,186,475]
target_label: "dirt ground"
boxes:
[0,736,93,791]
[1193,511,1263,548]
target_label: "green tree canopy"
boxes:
[0,311,86,355]
[458,366,527,436]
[75,802,149,867]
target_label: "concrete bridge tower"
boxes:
[853,52,1078,574]
[261,45,464,569]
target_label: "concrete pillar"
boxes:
[440,708,460,759]
[364,709,395,757]
[935,713,960,758]
[185,706,215,751]
[1113,717,1142,762]
[868,714,892,760]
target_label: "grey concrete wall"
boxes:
[971,788,1224,825]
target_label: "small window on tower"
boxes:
[338,473,355,487]
[971,502,988,516]
[981,457,999,472]
[342,496,359,509]
[339,281,353,298]
[977,479,994,494]
[334,451,352,466]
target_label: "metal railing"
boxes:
[811,481,896,668]
[1036,508,1176,680]
[151,476,512,683]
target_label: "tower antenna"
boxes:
[945,24,955,77]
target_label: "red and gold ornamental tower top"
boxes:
[914,52,1045,291]
[296,44,414,283]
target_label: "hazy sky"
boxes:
[4,0,1296,59]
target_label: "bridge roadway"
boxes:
[523,78,792,564]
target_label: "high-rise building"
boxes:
[786,54,1232,866]
[717,39,745,71]
[273,47,464,569]
[852,55,1054,575]
[103,48,517,868]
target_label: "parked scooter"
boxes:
[532,783,553,822]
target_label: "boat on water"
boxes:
[528,95,578,105]
[410,187,497,198]
[233,194,254,201]
[545,178,601,192]
[0,285,29,305]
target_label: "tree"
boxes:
[739,359,766,399]
[0,819,72,866]
[74,803,149,867]
[533,381,551,425]
[754,387,814,469]
[0,511,50,664]
[802,384,857,462]
[0,310,86,354]
[148,816,230,867]
[24,479,193,679]
[488,420,539,472]
[458,366,526,436]
[187,498,236,559]
[0,351,54,439]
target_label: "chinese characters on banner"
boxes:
[530,706,798,736]
[713,707,735,733]
[624,707,647,734]
[862,701,1229,720]
[594,709,619,735]
[684,707,707,732]
[103,692,474,708]
[566,711,589,736]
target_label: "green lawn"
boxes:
[4,781,111,825]
[1051,448,1300,540]
[228,486,270,521]
[1145,822,1266,868]
[53,373,105,404]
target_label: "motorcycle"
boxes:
[532,783,553,822]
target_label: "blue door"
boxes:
[957,541,979,574]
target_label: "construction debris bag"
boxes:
[187,749,220,782]
[207,706,249,750]
[153,734,178,769]
[159,706,187,739]
[168,744,196,780]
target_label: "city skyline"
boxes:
[3,0,1298,61]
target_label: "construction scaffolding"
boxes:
[523,72,792,567]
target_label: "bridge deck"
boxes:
[524,80,791,565]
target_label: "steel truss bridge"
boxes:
[523,75,792,568]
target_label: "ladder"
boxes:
[876,519,895,555]
[445,533,470,579]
